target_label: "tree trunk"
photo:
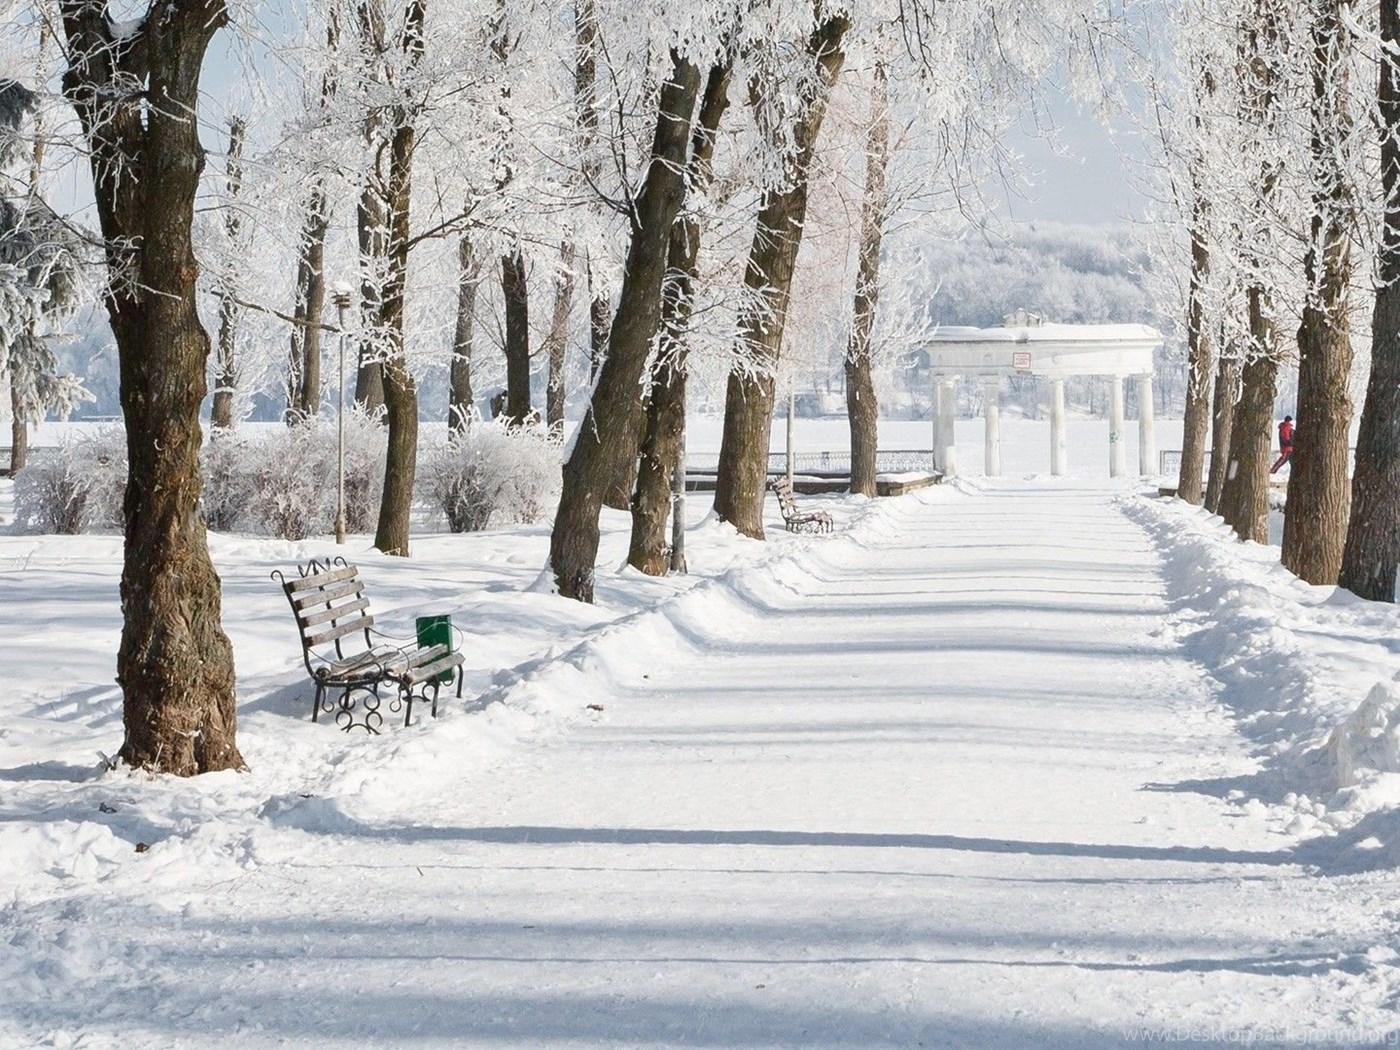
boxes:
[59,0,243,775]
[1282,0,1354,585]
[448,232,478,436]
[9,375,27,473]
[542,243,577,431]
[549,51,702,601]
[714,16,849,537]
[501,247,531,424]
[1204,348,1239,514]
[287,181,330,423]
[1178,195,1213,504]
[370,0,426,558]
[1340,0,1400,600]
[286,9,338,424]
[355,6,388,421]
[576,0,610,381]
[629,59,733,576]
[211,115,245,430]
[355,175,387,413]
[845,60,889,498]
[1218,294,1278,543]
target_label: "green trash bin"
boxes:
[415,615,456,682]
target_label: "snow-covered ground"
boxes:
[5,417,1400,1048]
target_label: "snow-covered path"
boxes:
[10,482,1400,1048]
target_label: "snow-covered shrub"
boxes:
[419,421,561,532]
[200,413,386,539]
[13,426,126,534]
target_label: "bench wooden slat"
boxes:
[403,651,465,687]
[291,578,364,608]
[297,596,371,628]
[304,614,374,648]
[278,558,462,731]
[285,564,359,592]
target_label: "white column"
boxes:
[983,377,1001,477]
[1108,376,1126,478]
[930,373,943,472]
[939,377,958,477]
[1137,373,1156,475]
[1050,378,1068,476]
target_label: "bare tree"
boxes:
[448,232,479,434]
[211,115,246,430]
[628,58,734,576]
[58,0,244,774]
[844,58,890,498]
[1340,2,1400,600]
[714,14,849,538]
[549,50,703,601]
[1281,0,1355,584]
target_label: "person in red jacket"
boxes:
[1270,415,1295,474]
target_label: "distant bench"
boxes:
[274,557,464,733]
[768,475,833,534]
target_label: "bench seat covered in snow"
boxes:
[273,557,464,733]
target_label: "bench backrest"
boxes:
[768,476,799,516]
[275,558,374,666]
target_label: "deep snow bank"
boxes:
[1127,495,1400,867]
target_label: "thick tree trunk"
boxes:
[542,243,576,431]
[370,0,425,558]
[715,16,849,537]
[211,116,245,430]
[448,232,478,436]
[287,181,330,423]
[629,59,733,575]
[1204,349,1239,514]
[1283,0,1354,585]
[1340,0,1400,601]
[550,51,702,601]
[1218,294,1278,543]
[1178,198,1213,504]
[501,247,531,424]
[845,61,889,498]
[60,0,243,775]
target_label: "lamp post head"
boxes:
[331,282,355,311]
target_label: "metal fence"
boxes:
[686,449,935,475]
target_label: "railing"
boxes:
[686,449,935,475]
[1160,447,1356,475]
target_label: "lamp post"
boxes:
[331,283,354,544]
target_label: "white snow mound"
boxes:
[1327,679,1400,789]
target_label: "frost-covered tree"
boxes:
[57,0,245,775]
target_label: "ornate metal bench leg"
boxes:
[312,682,324,722]
[401,681,414,728]
[456,667,464,700]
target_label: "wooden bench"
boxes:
[273,557,465,733]
[768,475,833,534]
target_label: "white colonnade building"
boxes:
[924,313,1164,478]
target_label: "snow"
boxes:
[4,417,1400,1046]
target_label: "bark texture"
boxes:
[1340,0,1400,600]
[628,59,733,576]
[714,16,849,537]
[60,0,243,774]
[1204,350,1239,514]
[448,233,478,435]
[211,115,245,430]
[543,244,577,431]
[1218,303,1278,544]
[1178,196,1212,504]
[369,0,426,557]
[1282,0,1355,585]
[844,61,889,498]
[549,52,702,601]
[286,9,338,424]
[501,247,532,424]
